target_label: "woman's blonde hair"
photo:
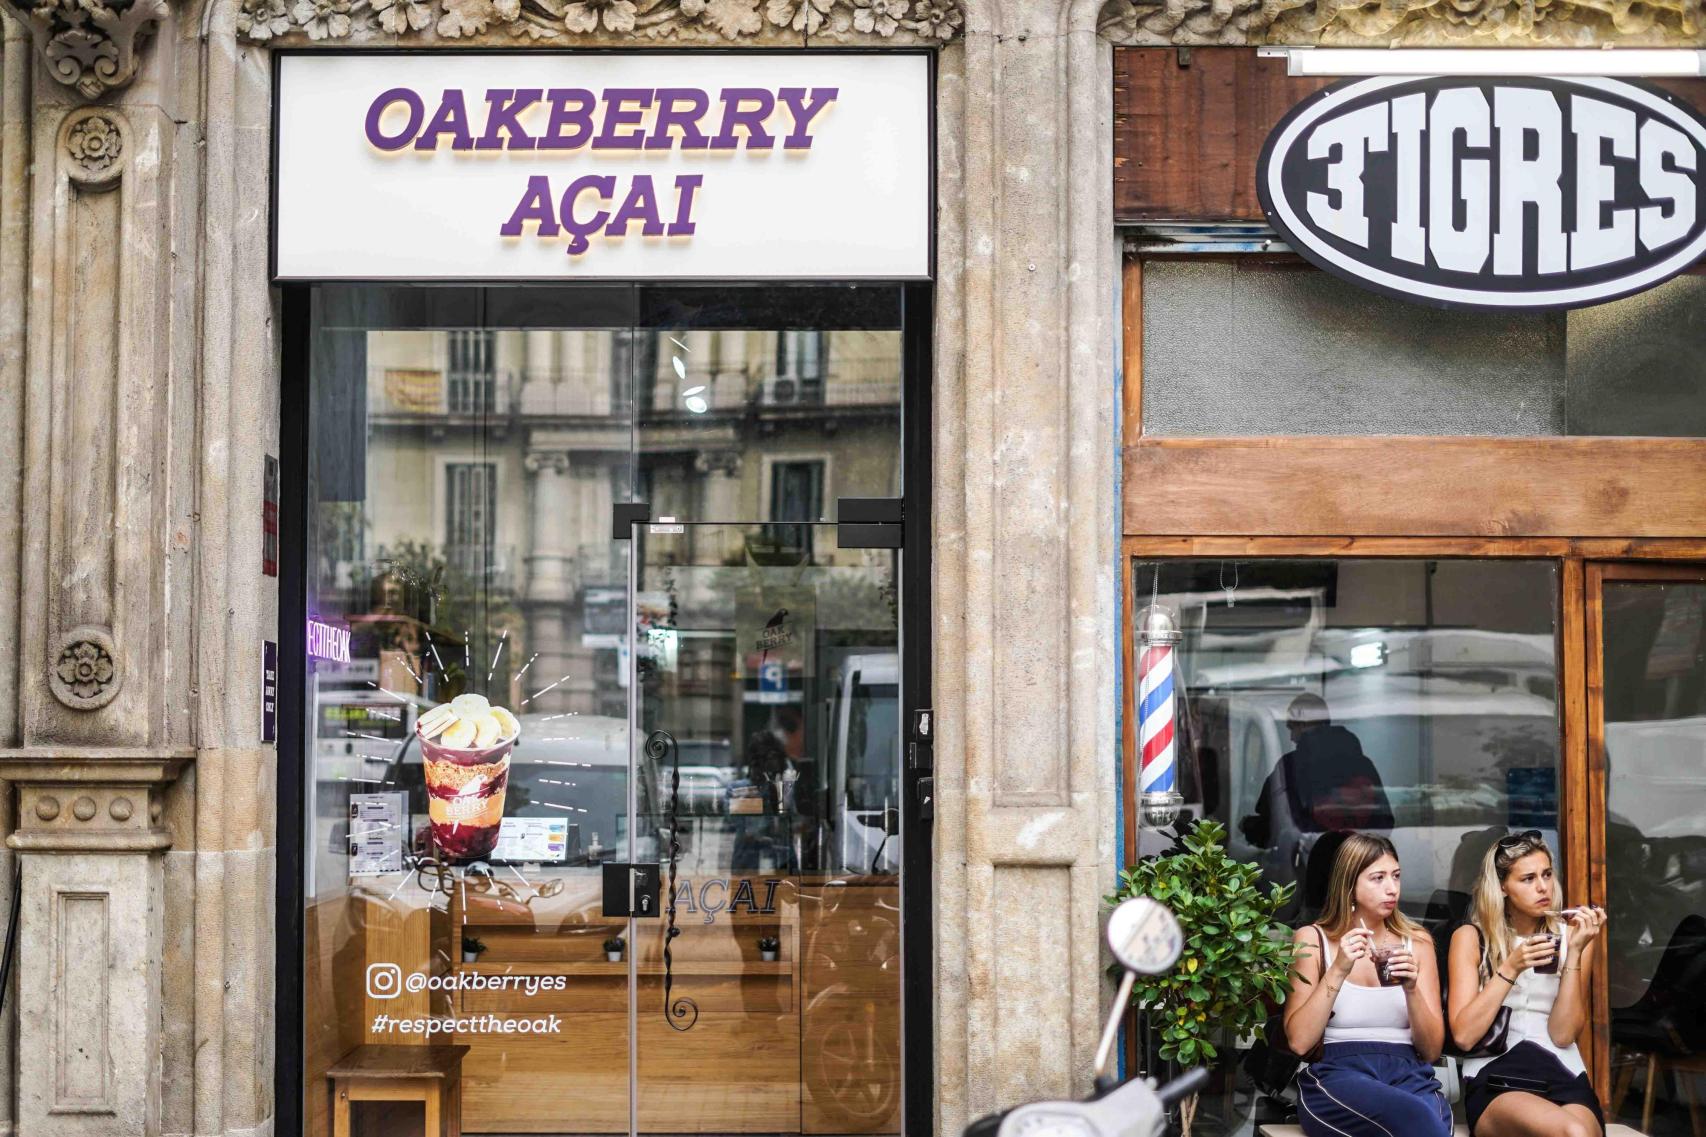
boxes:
[1316,832,1427,942]
[1470,832,1561,981]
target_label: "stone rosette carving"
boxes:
[4,0,168,97]
[50,626,122,711]
[238,0,960,44]
[64,111,125,180]
[1098,0,1700,44]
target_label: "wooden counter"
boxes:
[306,871,900,1136]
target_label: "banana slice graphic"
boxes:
[419,694,520,750]
[418,705,457,739]
[441,719,478,749]
[451,693,491,719]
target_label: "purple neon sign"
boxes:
[307,618,352,664]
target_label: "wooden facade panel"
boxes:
[1124,437,1706,538]
[1113,48,1328,221]
[1114,51,1706,223]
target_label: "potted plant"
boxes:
[757,935,780,962]
[1107,819,1298,1137]
[461,935,486,964]
[603,935,625,963]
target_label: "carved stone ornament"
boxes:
[62,109,127,184]
[238,0,959,45]
[1098,0,1699,44]
[50,625,122,711]
[6,0,169,98]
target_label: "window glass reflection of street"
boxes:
[1130,558,1560,1137]
[302,286,907,1137]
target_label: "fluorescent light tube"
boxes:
[1257,47,1706,78]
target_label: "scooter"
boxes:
[963,896,1209,1137]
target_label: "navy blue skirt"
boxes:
[1465,1042,1604,1134]
[1297,1042,1454,1137]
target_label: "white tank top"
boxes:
[1316,927,1414,1046]
[1462,925,1586,1080]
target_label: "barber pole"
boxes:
[1136,603,1185,828]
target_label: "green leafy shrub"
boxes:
[1107,819,1299,1068]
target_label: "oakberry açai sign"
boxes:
[1257,76,1706,311]
[272,53,930,281]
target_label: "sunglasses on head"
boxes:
[1497,830,1543,850]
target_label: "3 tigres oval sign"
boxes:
[1257,76,1706,311]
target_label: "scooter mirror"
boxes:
[1106,896,1184,975]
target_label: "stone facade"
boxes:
[0,0,1693,1135]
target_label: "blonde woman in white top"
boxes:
[1448,830,1607,1137]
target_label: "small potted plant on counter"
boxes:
[757,935,780,962]
[604,935,626,963]
[461,935,486,964]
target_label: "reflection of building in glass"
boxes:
[320,328,902,720]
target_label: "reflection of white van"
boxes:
[1138,623,1565,928]
[828,653,901,874]
[1220,685,1559,922]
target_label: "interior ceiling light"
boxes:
[1257,47,1706,78]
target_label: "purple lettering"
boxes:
[500,176,560,237]
[365,87,424,151]
[594,88,654,150]
[647,88,712,152]
[538,89,596,151]
[711,88,777,151]
[668,174,703,237]
[605,176,666,238]
[560,174,615,255]
[415,89,474,151]
[777,87,837,149]
[477,88,541,151]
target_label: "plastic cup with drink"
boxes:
[416,694,520,862]
[1372,936,1413,987]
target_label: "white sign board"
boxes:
[492,817,571,863]
[348,792,406,875]
[273,52,932,281]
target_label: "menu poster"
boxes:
[493,818,570,864]
[348,792,406,875]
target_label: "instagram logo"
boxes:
[366,963,403,999]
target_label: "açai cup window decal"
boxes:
[417,694,521,862]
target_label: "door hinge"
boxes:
[612,502,651,541]
[837,497,903,549]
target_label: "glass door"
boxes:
[1590,564,1706,1137]
[628,521,904,1137]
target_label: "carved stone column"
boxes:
[0,752,189,1137]
[524,449,579,713]
[520,329,558,414]
[693,450,745,562]
[930,2,1119,1129]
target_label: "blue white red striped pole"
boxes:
[1136,603,1184,827]
[1138,640,1176,795]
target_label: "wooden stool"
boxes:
[328,1044,469,1137]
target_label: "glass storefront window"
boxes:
[1602,579,1706,1137]
[300,285,906,1137]
[1128,558,1561,1135]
